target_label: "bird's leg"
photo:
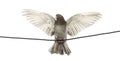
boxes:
[55,36,57,42]
[63,38,66,43]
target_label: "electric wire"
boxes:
[0,30,120,41]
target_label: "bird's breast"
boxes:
[54,25,67,38]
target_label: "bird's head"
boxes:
[56,14,63,18]
[56,14,65,21]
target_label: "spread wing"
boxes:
[23,9,55,36]
[67,12,101,36]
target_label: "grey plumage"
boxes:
[23,9,101,55]
[49,14,71,55]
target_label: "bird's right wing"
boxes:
[23,9,55,36]
[67,12,101,36]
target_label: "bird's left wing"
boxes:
[67,12,101,36]
[23,9,55,36]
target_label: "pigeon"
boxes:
[23,9,101,55]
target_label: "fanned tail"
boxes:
[49,41,71,55]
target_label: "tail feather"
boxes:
[49,42,71,55]
[63,43,71,55]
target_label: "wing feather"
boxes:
[67,12,101,36]
[23,9,55,36]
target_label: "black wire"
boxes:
[0,36,53,41]
[67,30,120,40]
[0,30,120,41]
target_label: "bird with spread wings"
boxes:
[23,9,101,55]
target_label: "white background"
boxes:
[0,0,120,61]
